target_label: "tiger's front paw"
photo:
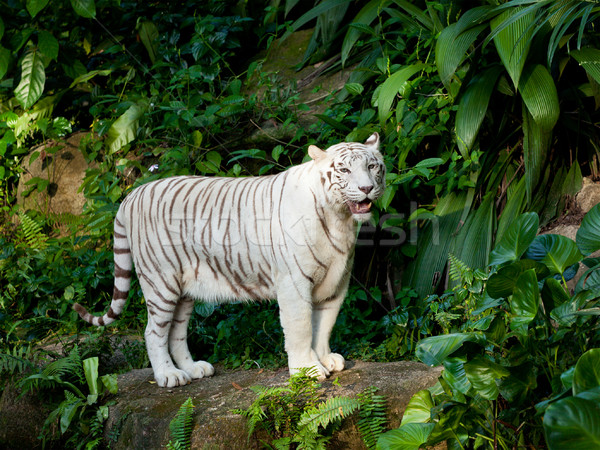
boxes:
[320,353,345,373]
[182,360,215,379]
[154,367,192,387]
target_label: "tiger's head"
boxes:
[309,133,386,222]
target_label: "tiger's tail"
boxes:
[73,212,132,326]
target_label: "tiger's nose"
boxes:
[359,185,373,194]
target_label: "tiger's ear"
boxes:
[308,145,327,161]
[364,132,380,149]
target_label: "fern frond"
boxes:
[448,253,473,284]
[20,346,83,393]
[0,346,35,376]
[297,396,360,435]
[42,346,83,381]
[357,386,387,449]
[168,397,195,450]
[17,211,48,249]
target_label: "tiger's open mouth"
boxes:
[346,199,372,215]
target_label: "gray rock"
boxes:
[0,381,49,449]
[576,177,600,214]
[105,361,442,449]
[16,132,94,219]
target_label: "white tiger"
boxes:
[74,133,385,387]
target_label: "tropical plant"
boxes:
[379,206,600,448]
[166,397,195,450]
[20,345,118,448]
[292,0,600,305]
[234,369,388,449]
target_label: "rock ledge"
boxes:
[106,361,441,449]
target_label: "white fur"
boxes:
[77,134,385,387]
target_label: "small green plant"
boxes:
[167,397,195,450]
[20,346,118,449]
[234,369,388,449]
[356,386,387,450]
[0,344,35,384]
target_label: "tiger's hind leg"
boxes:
[142,280,191,387]
[169,297,214,379]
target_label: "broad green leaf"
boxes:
[489,212,539,266]
[450,193,495,287]
[378,63,426,126]
[455,67,501,157]
[414,158,444,168]
[0,45,10,80]
[562,366,576,390]
[106,101,148,154]
[400,390,434,425]
[282,0,351,41]
[574,264,600,294]
[100,373,118,394]
[487,260,549,298]
[390,0,434,31]
[344,82,364,96]
[196,151,222,174]
[436,22,487,90]
[525,234,583,276]
[377,423,435,450]
[496,176,527,244]
[485,315,506,344]
[416,332,486,367]
[69,69,113,88]
[563,161,583,198]
[571,47,600,85]
[404,191,472,298]
[544,397,600,450]
[550,290,594,327]
[541,277,570,312]
[26,0,49,17]
[137,21,158,64]
[341,0,389,65]
[464,356,509,400]
[442,356,471,395]
[577,386,600,404]
[573,348,600,395]
[577,203,600,256]
[518,64,560,131]
[0,16,4,40]
[83,357,99,396]
[15,47,45,109]
[522,103,552,202]
[490,7,535,88]
[70,0,96,18]
[499,363,537,405]
[38,30,59,60]
[509,269,539,335]
[60,397,83,434]
[314,114,351,132]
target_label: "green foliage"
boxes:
[167,397,195,450]
[16,211,47,249]
[0,2,598,447]
[235,371,388,449]
[356,386,387,449]
[290,0,599,300]
[543,349,600,449]
[383,209,600,449]
[0,345,35,379]
[16,345,118,448]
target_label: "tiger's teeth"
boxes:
[367,202,372,208]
